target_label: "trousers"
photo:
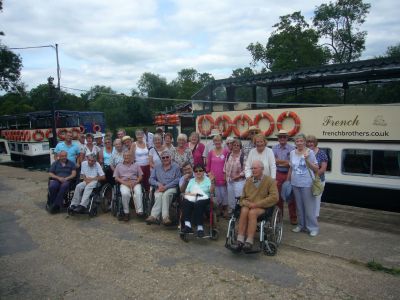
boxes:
[276,171,297,221]
[120,184,142,214]
[71,181,98,208]
[151,187,177,219]
[49,180,70,207]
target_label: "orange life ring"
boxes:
[253,112,275,137]
[93,124,101,133]
[71,127,80,139]
[276,111,301,136]
[45,129,53,139]
[232,114,253,138]
[79,125,85,133]
[197,115,214,136]
[32,129,44,142]
[214,115,233,138]
[57,128,68,141]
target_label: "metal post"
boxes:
[48,77,58,148]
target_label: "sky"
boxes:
[1,0,400,96]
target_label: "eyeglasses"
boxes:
[161,156,170,160]
[194,169,204,173]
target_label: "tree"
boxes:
[247,12,329,72]
[231,67,255,78]
[313,0,371,63]
[385,43,400,58]
[169,68,214,99]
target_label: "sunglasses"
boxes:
[194,169,204,173]
[161,156,170,160]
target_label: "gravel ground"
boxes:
[0,165,399,299]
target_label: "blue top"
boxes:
[289,149,317,187]
[49,159,76,177]
[315,149,329,182]
[272,143,295,173]
[103,148,113,166]
[149,162,181,189]
[54,142,81,163]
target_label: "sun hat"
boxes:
[93,132,103,139]
[209,129,221,136]
[226,136,235,143]
[248,125,261,133]
[121,135,131,142]
[276,129,289,136]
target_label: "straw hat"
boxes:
[210,129,221,136]
[276,129,289,136]
[248,125,261,133]
[93,132,103,139]
[121,135,131,142]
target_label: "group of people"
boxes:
[47,125,328,248]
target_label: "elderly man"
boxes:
[54,131,82,165]
[114,152,143,221]
[48,150,76,213]
[233,160,278,252]
[146,150,181,225]
[117,128,127,140]
[94,132,104,149]
[272,129,297,225]
[242,125,260,162]
[69,154,105,213]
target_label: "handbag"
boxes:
[306,160,324,197]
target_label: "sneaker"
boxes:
[309,230,318,237]
[74,205,85,213]
[163,217,172,226]
[182,226,193,234]
[146,216,157,225]
[242,242,253,252]
[230,241,244,251]
[197,230,204,238]
[292,226,302,233]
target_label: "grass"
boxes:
[366,260,400,276]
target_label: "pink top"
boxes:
[206,147,229,186]
[187,142,205,168]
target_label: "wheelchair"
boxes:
[67,181,102,218]
[111,182,147,220]
[178,195,219,242]
[146,185,180,225]
[225,198,283,256]
[46,177,76,213]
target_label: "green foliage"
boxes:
[385,43,400,58]
[248,12,330,72]
[231,67,255,78]
[170,68,214,99]
[367,260,400,276]
[313,0,371,63]
[0,45,23,91]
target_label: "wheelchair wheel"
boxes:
[263,241,277,256]
[180,232,189,243]
[271,207,283,246]
[225,218,237,249]
[100,183,113,213]
[144,191,154,217]
[89,206,98,218]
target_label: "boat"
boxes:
[0,110,105,163]
[0,138,11,163]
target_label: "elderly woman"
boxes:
[134,130,151,192]
[164,132,175,151]
[206,134,229,217]
[288,134,320,236]
[181,164,215,237]
[223,138,245,216]
[306,135,328,218]
[149,133,166,168]
[102,136,114,183]
[83,133,103,164]
[110,139,124,171]
[233,160,278,252]
[188,132,205,168]
[244,134,276,179]
[172,133,194,169]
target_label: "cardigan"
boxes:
[239,175,279,209]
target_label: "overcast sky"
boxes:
[2,0,399,95]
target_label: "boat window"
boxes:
[319,148,332,171]
[0,141,8,154]
[342,149,371,175]
[372,150,400,177]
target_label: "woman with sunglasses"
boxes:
[182,164,215,238]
